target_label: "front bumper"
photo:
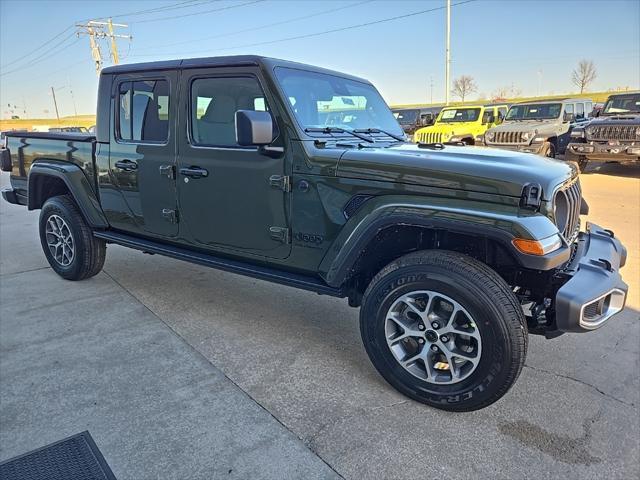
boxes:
[554,222,628,332]
[484,143,545,154]
[567,142,640,162]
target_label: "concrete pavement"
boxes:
[1,164,639,479]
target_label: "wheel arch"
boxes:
[319,198,568,302]
[28,160,108,228]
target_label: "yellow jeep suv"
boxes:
[414,104,508,145]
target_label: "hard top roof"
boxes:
[512,98,592,105]
[101,55,370,83]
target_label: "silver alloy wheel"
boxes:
[45,214,75,266]
[385,290,482,384]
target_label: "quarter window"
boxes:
[191,76,268,147]
[118,80,169,143]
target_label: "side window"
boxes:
[118,79,169,143]
[191,76,268,147]
[482,108,495,123]
[564,103,574,115]
[576,103,585,120]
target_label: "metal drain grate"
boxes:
[0,431,116,480]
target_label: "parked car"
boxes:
[414,104,508,145]
[566,92,640,171]
[0,55,628,412]
[392,107,442,137]
[482,98,593,157]
[48,126,89,133]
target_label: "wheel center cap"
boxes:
[425,330,438,343]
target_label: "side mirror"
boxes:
[235,110,276,146]
[563,112,575,123]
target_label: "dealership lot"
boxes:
[1,163,638,479]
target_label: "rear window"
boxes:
[117,79,169,143]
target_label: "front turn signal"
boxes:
[512,235,563,256]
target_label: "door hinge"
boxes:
[269,175,291,192]
[162,208,178,223]
[269,226,290,244]
[159,165,175,179]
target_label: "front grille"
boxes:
[554,178,582,244]
[418,132,442,143]
[494,131,526,144]
[586,125,639,142]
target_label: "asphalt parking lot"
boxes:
[1,162,638,479]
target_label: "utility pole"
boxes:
[445,0,451,106]
[430,76,434,104]
[50,87,60,122]
[68,76,78,117]
[76,19,132,76]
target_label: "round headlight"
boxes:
[521,131,534,141]
[485,131,495,142]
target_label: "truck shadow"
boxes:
[583,162,640,178]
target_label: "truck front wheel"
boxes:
[39,195,106,281]
[360,250,527,411]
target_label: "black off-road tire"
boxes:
[39,195,106,280]
[360,250,527,412]
[540,141,556,158]
[565,150,589,172]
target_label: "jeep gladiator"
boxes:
[566,92,640,171]
[483,98,593,158]
[414,104,508,145]
[0,56,629,411]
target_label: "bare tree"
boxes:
[491,84,522,102]
[571,60,597,93]
[451,75,477,102]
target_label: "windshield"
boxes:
[393,109,419,124]
[438,108,480,123]
[602,94,640,114]
[274,67,403,136]
[506,103,562,120]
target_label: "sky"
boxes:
[1,0,638,119]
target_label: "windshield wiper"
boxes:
[304,127,374,143]
[353,128,405,142]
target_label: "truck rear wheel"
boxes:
[360,250,527,411]
[39,195,106,281]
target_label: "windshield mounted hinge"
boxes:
[162,208,178,223]
[269,174,291,192]
[269,226,291,244]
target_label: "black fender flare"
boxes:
[318,199,570,288]
[28,160,108,228]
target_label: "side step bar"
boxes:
[94,230,344,298]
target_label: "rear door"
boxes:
[108,72,178,237]
[175,67,291,259]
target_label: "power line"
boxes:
[132,0,373,53]
[77,0,217,22]
[132,0,477,58]
[1,0,213,69]
[0,26,74,69]
[128,0,265,24]
[0,33,80,77]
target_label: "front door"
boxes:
[176,68,290,259]
[108,72,178,237]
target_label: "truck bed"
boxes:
[3,131,96,179]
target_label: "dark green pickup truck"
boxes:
[0,56,628,411]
